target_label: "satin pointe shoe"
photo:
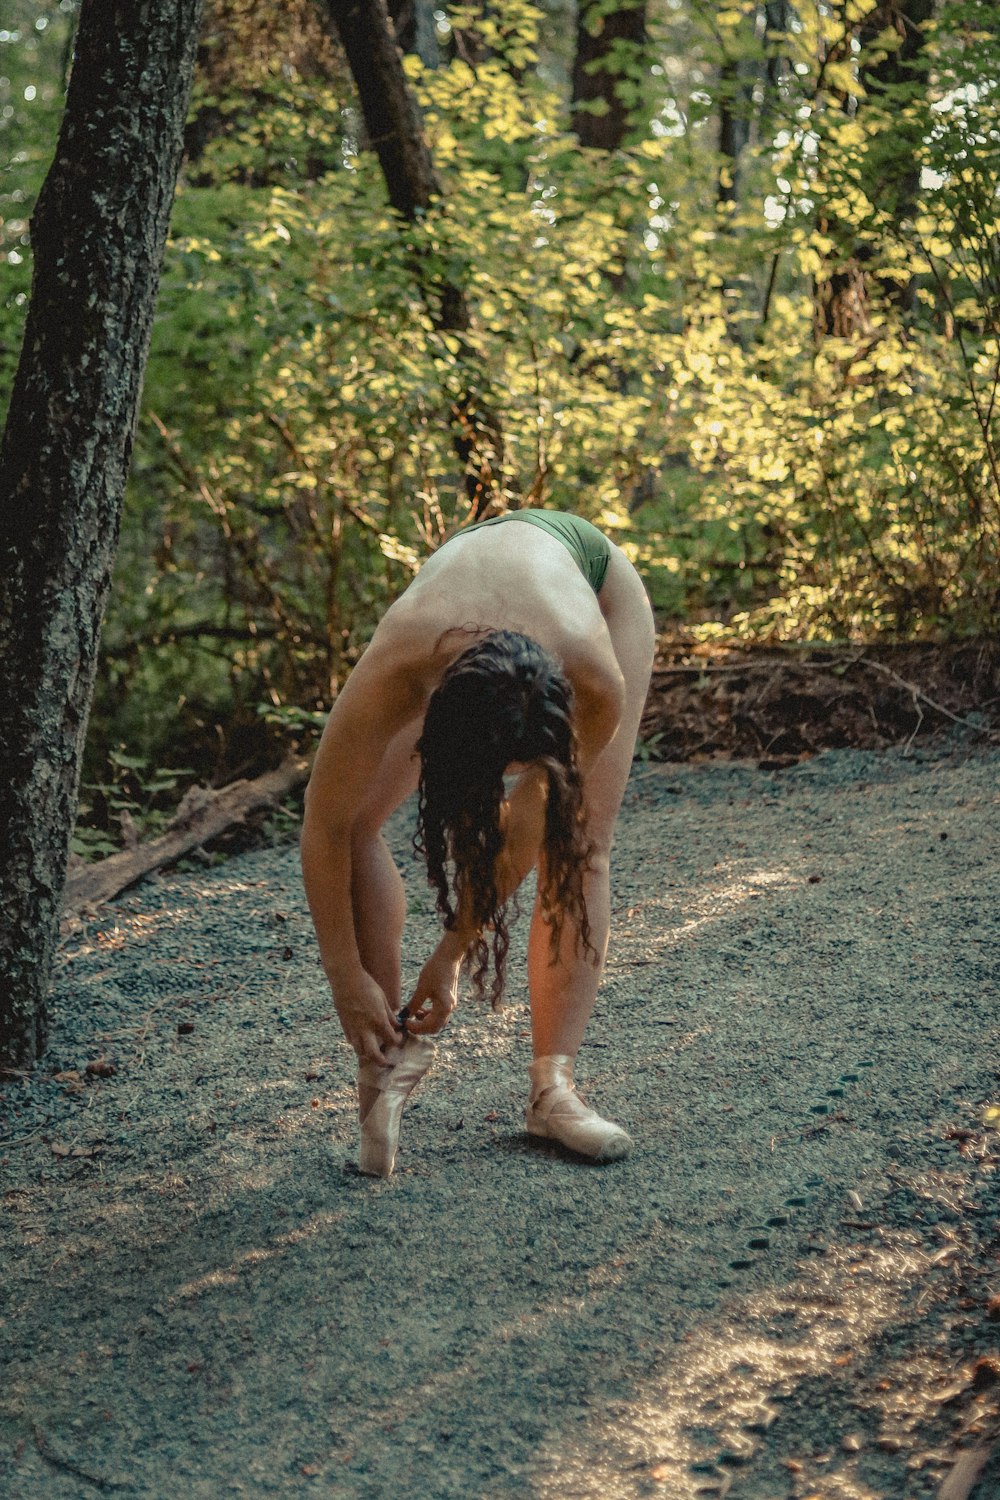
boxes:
[525,1054,632,1163]
[357,1034,436,1177]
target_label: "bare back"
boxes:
[307,520,631,835]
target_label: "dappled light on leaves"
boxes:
[0,0,984,788]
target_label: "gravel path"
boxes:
[2,743,999,1500]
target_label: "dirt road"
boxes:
[2,743,999,1499]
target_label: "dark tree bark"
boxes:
[572,0,648,151]
[321,0,504,512]
[814,247,874,340]
[763,0,791,105]
[0,0,204,1067]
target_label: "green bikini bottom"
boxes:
[452,509,612,594]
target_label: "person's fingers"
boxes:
[356,1034,385,1065]
[406,998,452,1035]
[406,981,429,1012]
[356,1018,401,1064]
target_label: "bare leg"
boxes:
[351,830,407,1124]
[527,850,610,1057]
[526,545,655,1142]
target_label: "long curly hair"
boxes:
[414,630,595,1008]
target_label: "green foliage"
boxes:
[3,0,1000,800]
[0,1,77,414]
[72,750,196,861]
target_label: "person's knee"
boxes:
[586,844,612,884]
[350,818,387,855]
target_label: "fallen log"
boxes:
[61,755,311,924]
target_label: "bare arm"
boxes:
[301,637,425,1060]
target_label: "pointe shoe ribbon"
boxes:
[526,1054,632,1163]
[358,1034,436,1177]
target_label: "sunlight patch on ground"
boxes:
[71,908,179,955]
[173,1208,346,1303]
[531,1234,933,1499]
[611,865,800,963]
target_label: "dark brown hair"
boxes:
[414,630,595,1007]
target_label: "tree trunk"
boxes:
[321,0,504,513]
[0,0,204,1067]
[323,0,442,219]
[572,0,647,151]
[717,55,754,208]
[815,0,934,338]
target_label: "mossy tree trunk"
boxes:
[0,0,204,1067]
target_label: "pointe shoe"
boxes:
[526,1054,632,1163]
[358,1035,436,1177]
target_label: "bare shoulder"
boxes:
[305,599,439,822]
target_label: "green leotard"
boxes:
[451,509,612,594]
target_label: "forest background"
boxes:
[1,0,998,854]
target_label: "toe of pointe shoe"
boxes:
[357,1036,435,1177]
[590,1126,632,1163]
[525,1092,632,1164]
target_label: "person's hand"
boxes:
[332,971,402,1064]
[405,946,461,1036]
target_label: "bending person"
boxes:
[300,509,655,1173]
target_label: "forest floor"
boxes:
[3,667,1000,1499]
